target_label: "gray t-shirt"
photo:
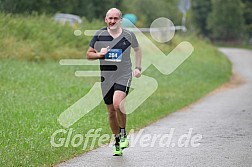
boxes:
[89,27,139,86]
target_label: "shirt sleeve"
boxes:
[89,34,98,48]
[131,31,139,48]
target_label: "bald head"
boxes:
[106,8,122,18]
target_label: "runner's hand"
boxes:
[99,46,110,57]
[133,68,141,78]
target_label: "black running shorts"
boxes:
[102,83,130,105]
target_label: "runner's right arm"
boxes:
[86,46,109,60]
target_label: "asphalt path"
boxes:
[57,48,252,167]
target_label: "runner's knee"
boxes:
[113,102,120,111]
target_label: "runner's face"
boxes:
[105,11,121,30]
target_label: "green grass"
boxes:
[0,14,232,166]
[0,13,103,61]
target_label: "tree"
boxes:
[71,0,123,20]
[0,0,123,20]
[122,0,180,27]
[191,0,212,36]
[242,0,252,38]
[207,0,244,40]
[0,0,73,14]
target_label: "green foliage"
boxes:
[207,0,245,40]
[191,0,212,36]
[1,0,252,40]
[70,0,124,20]
[0,0,123,20]
[0,13,104,61]
[0,0,184,28]
[242,0,252,37]
[1,0,59,13]
[122,0,181,27]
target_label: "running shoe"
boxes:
[113,144,122,156]
[120,135,129,149]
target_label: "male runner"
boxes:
[86,8,142,156]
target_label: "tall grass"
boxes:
[0,13,103,61]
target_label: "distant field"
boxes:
[0,14,231,166]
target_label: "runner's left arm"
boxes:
[133,46,142,77]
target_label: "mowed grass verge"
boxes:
[0,14,231,166]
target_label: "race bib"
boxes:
[105,49,122,62]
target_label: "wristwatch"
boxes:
[135,67,142,72]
